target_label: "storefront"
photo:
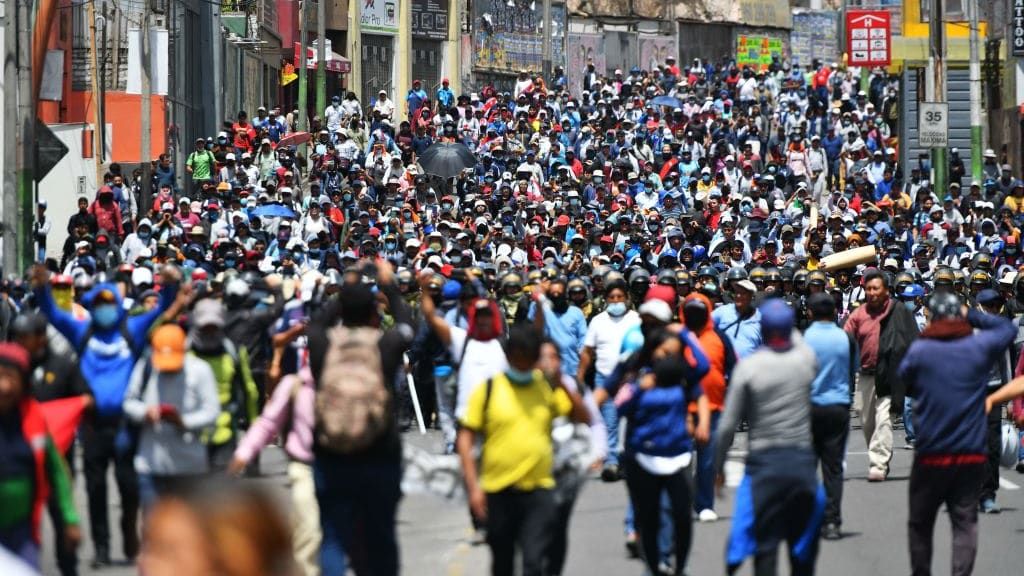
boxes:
[360,0,399,103]
[411,0,449,95]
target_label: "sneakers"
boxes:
[1016,461,1024,474]
[657,561,674,575]
[867,468,886,482]
[697,508,719,522]
[980,499,1001,514]
[822,523,842,540]
[601,464,621,483]
[470,528,487,546]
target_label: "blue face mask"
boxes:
[209,211,220,222]
[138,231,151,241]
[506,367,535,385]
[225,258,237,268]
[606,302,627,317]
[385,242,397,251]
[903,301,916,311]
[93,304,120,328]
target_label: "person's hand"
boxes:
[226,457,248,476]
[376,257,395,285]
[985,397,994,415]
[694,419,711,446]
[159,264,182,285]
[715,473,726,497]
[639,373,656,390]
[64,524,81,551]
[417,270,435,290]
[162,409,184,429]
[468,486,488,522]
[29,264,49,289]
[145,406,161,424]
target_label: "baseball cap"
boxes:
[150,325,187,373]
[638,299,672,323]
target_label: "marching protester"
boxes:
[897,293,1022,576]
[9,44,1024,576]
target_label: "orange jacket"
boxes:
[683,292,737,412]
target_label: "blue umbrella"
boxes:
[252,203,296,219]
[650,95,684,109]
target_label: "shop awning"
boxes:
[294,42,352,74]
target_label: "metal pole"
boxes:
[967,0,983,179]
[929,0,947,192]
[16,0,35,272]
[541,0,552,82]
[88,0,102,178]
[2,1,18,272]
[141,3,152,217]
[298,0,309,158]
[100,6,107,165]
[316,0,326,116]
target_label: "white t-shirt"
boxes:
[584,310,641,376]
[450,326,508,419]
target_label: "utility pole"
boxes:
[100,6,108,167]
[541,0,552,83]
[16,0,35,271]
[967,0,983,179]
[297,0,309,160]
[2,0,17,272]
[316,0,326,117]
[928,0,947,191]
[140,1,153,215]
[88,0,102,179]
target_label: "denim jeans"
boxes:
[595,373,619,467]
[314,453,402,576]
[904,396,916,444]
[693,411,721,513]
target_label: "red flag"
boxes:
[39,396,87,453]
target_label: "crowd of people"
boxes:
[3,52,1024,576]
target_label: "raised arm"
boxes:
[416,271,452,346]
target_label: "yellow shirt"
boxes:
[460,371,571,493]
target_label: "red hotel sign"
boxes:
[846,10,891,67]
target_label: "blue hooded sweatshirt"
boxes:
[36,281,178,417]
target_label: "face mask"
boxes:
[429,242,442,251]
[93,304,120,328]
[443,203,453,210]
[606,302,627,317]
[385,242,397,251]
[903,301,916,311]
[138,231,151,241]
[225,258,237,268]
[550,294,568,312]
[343,193,352,202]
[506,367,535,386]
[209,211,220,222]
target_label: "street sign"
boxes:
[1014,0,1024,57]
[35,120,69,184]
[918,102,949,148]
[846,10,891,67]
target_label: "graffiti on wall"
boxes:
[472,0,566,73]
[566,33,605,95]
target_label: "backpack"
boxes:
[315,325,389,453]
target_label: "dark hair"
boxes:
[338,284,376,326]
[507,325,542,361]
[10,312,48,338]
[863,269,888,289]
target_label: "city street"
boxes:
[44,417,1024,575]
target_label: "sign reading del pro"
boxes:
[918,102,949,148]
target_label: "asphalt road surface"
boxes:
[42,415,1024,575]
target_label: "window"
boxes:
[919,0,965,22]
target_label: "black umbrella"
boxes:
[417,142,477,179]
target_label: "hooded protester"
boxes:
[681,292,738,522]
[30,264,181,568]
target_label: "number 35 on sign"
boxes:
[918,102,948,148]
